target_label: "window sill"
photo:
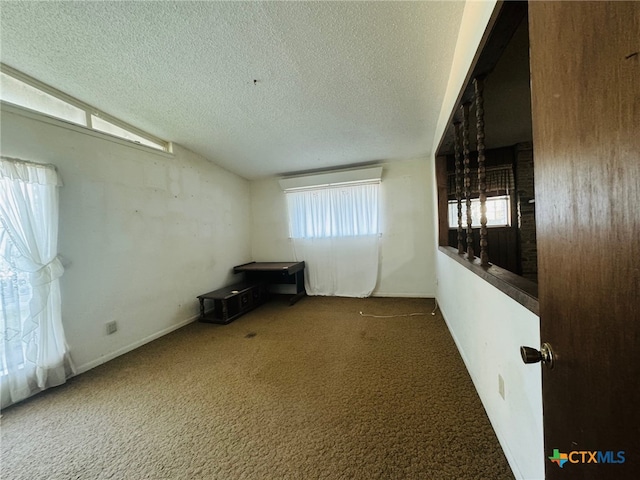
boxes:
[438,246,539,315]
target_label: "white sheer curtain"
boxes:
[0,157,74,408]
[287,183,380,297]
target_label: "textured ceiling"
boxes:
[0,1,465,179]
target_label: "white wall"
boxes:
[437,257,543,479]
[250,158,435,298]
[377,158,435,297]
[1,105,252,372]
[431,2,544,479]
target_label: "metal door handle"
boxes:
[520,343,554,369]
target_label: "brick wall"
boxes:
[515,142,537,281]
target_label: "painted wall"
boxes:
[250,158,435,298]
[431,2,544,479]
[0,105,252,373]
[437,257,543,479]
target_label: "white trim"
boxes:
[1,101,174,158]
[279,166,383,191]
[73,314,199,375]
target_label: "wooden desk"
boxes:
[233,261,306,305]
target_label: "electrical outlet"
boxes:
[106,321,118,335]
[498,374,505,400]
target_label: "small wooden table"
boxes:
[233,261,306,305]
[197,282,267,324]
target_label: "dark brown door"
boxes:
[529,2,640,479]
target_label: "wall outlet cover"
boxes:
[106,321,118,335]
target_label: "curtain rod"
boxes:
[283,179,381,193]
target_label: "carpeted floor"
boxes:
[0,296,513,479]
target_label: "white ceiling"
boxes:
[0,1,465,179]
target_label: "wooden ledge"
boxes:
[438,246,539,315]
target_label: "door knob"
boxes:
[520,343,554,369]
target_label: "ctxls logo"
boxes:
[549,449,625,468]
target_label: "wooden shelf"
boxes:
[197,282,267,324]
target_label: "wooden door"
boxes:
[529,2,640,479]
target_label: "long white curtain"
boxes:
[0,157,74,408]
[287,183,380,297]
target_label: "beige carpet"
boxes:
[1,296,513,479]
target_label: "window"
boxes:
[0,157,74,408]
[0,65,168,151]
[286,183,379,238]
[448,195,511,228]
[91,115,164,149]
[0,71,87,125]
[0,242,31,376]
[281,167,382,297]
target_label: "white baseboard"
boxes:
[74,314,199,375]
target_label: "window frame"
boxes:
[447,194,512,229]
[0,64,170,152]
